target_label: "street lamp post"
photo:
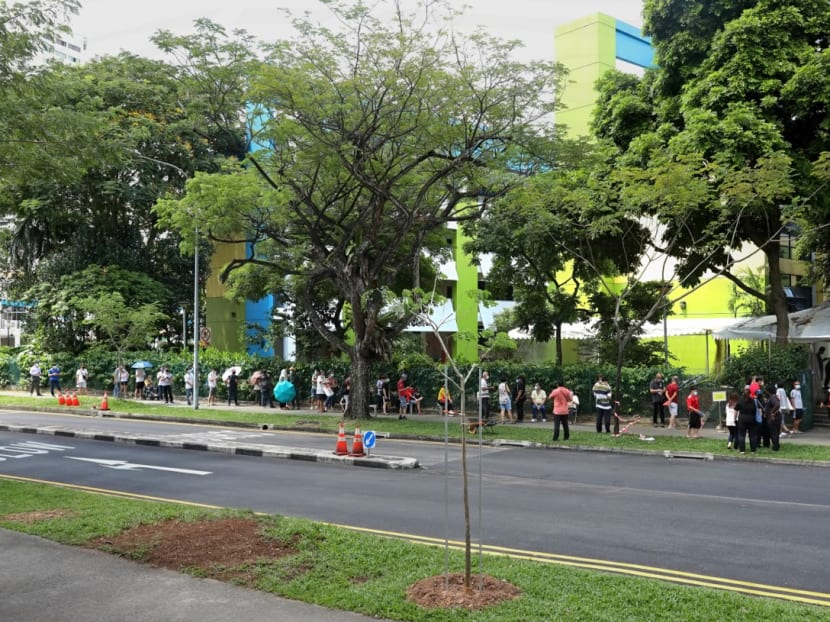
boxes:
[180,307,186,350]
[192,229,199,410]
[132,151,199,411]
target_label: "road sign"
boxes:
[363,430,376,449]
[67,457,211,476]
[199,326,212,344]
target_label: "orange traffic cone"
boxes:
[349,425,365,457]
[71,392,79,406]
[58,392,66,406]
[334,420,349,456]
[99,392,110,411]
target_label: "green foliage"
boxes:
[21,265,172,354]
[719,343,809,390]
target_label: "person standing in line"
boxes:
[568,391,580,424]
[592,375,613,434]
[113,366,122,398]
[74,364,88,396]
[685,385,704,439]
[207,368,218,406]
[184,367,195,406]
[133,366,146,399]
[226,369,239,406]
[736,388,761,454]
[375,373,387,414]
[665,375,680,429]
[790,380,804,433]
[764,388,782,451]
[549,380,573,441]
[29,362,42,396]
[315,370,327,412]
[513,375,526,423]
[289,367,300,410]
[479,371,492,420]
[725,392,739,449]
[497,376,514,423]
[119,365,129,398]
[159,366,174,403]
[530,382,547,422]
[649,372,666,426]
[47,363,62,397]
[775,381,792,436]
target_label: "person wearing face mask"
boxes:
[789,380,804,434]
[530,382,547,423]
[685,385,704,439]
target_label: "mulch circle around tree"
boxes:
[406,572,521,610]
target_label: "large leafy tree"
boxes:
[594,0,830,341]
[156,0,561,418]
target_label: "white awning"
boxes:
[713,301,830,342]
[510,317,745,341]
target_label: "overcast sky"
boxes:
[71,0,645,63]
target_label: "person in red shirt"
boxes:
[665,375,680,429]
[686,385,705,439]
[548,380,573,442]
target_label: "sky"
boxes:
[71,0,645,63]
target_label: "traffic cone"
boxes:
[99,392,110,411]
[71,392,79,407]
[349,425,365,457]
[58,392,65,406]
[334,420,349,456]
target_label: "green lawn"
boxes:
[0,479,826,621]
[5,393,830,463]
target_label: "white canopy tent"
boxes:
[509,317,744,341]
[713,301,830,343]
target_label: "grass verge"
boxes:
[0,478,827,621]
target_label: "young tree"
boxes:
[156,0,560,417]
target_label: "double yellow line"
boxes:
[3,473,828,607]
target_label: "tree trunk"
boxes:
[554,321,563,366]
[347,354,374,418]
[765,243,791,345]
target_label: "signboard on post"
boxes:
[711,391,727,402]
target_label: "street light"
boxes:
[133,150,199,410]
[180,307,186,350]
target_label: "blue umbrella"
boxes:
[274,379,296,403]
[131,361,154,369]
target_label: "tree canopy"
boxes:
[156,0,562,416]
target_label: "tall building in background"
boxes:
[555,14,653,137]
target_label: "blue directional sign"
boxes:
[363,430,376,449]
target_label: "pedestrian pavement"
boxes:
[0,529,392,622]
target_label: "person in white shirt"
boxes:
[775,382,792,435]
[790,381,804,433]
[29,363,42,396]
[75,365,89,395]
[207,369,219,406]
[134,367,146,399]
[530,383,546,422]
[497,377,513,423]
[184,367,195,405]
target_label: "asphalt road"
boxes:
[1,413,829,602]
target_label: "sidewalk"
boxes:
[0,529,391,622]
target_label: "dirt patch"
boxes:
[90,517,298,583]
[2,509,76,524]
[406,572,521,610]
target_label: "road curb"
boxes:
[0,424,419,470]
